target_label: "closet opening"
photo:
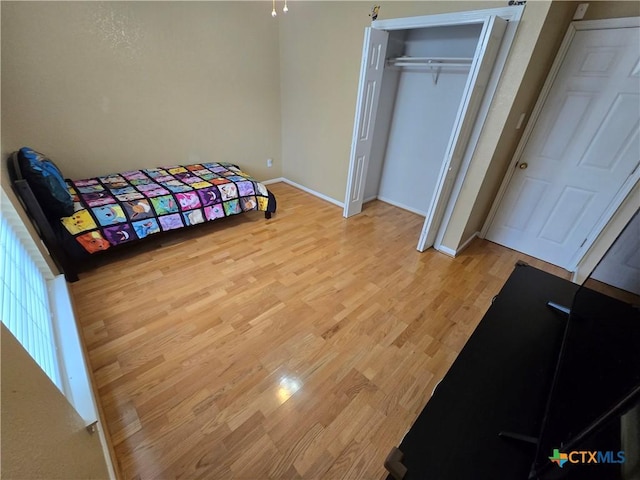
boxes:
[366,24,483,218]
[344,6,525,253]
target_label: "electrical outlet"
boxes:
[267,158,273,168]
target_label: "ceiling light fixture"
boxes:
[271,0,289,17]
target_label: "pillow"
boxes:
[17,147,74,218]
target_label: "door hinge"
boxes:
[579,238,587,248]
[86,421,98,434]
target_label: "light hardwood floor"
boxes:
[71,182,569,480]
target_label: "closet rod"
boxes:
[386,56,473,68]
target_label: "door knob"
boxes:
[519,162,528,170]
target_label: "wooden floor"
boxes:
[71,182,569,480]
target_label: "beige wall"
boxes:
[2,1,637,260]
[583,0,640,20]
[279,0,639,254]
[1,324,109,479]
[278,1,564,253]
[279,0,505,203]
[1,1,282,181]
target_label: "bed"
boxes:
[7,147,277,282]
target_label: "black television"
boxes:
[530,209,640,480]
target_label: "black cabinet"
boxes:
[385,262,640,480]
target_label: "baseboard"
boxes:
[363,195,378,204]
[435,231,479,258]
[435,245,456,257]
[272,177,344,208]
[51,275,118,479]
[261,177,285,186]
[458,231,479,253]
[376,195,427,217]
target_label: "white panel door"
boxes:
[417,15,507,251]
[486,26,640,268]
[343,28,389,218]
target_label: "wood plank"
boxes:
[71,182,570,479]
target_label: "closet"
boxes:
[369,24,482,216]
[344,6,524,252]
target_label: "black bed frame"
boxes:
[7,152,81,281]
[7,152,275,283]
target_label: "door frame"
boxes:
[343,5,525,252]
[481,17,640,272]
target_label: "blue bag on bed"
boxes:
[18,147,74,218]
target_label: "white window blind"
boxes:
[0,212,61,389]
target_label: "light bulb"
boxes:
[283,3,288,13]
[271,8,277,17]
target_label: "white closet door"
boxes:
[343,28,389,218]
[591,211,640,295]
[486,25,640,268]
[417,15,507,251]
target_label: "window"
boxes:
[0,211,62,388]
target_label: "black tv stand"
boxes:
[546,301,570,316]
[384,261,640,480]
[496,297,573,451]
[498,430,538,445]
[384,263,579,479]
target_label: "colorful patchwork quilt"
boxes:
[61,163,271,253]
